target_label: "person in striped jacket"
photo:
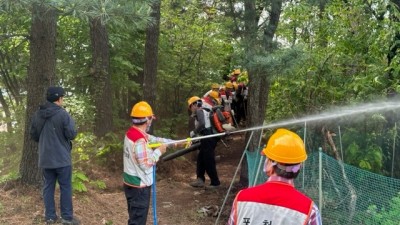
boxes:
[227,129,322,225]
[123,101,183,225]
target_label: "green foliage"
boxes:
[71,170,108,193]
[342,129,383,173]
[95,132,123,158]
[70,132,115,192]
[269,0,394,123]
[0,130,24,178]
[157,0,234,130]
[90,179,107,190]
[73,132,97,162]
[71,170,89,192]
[95,141,123,166]
[153,114,188,138]
[363,192,400,225]
[104,220,113,225]
[0,171,19,184]
[73,131,123,173]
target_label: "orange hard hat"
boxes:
[209,90,219,99]
[187,96,201,108]
[225,82,233,89]
[211,83,219,89]
[130,101,154,118]
[262,129,307,164]
[233,82,239,90]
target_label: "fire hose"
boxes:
[149,125,270,161]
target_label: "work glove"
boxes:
[190,131,196,138]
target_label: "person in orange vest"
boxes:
[227,129,322,225]
[187,96,221,189]
[123,101,185,225]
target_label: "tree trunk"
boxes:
[20,3,57,186]
[239,0,256,187]
[89,18,112,137]
[143,0,161,134]
[240,0,283,187]
[143,0,161,108]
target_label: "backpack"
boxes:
[210,106,236,133]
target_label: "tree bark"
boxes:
[143,0,161,108]
[20,3,57,186]
[240,0,283,187]
[143,0,161,134]
[89,18,112,137]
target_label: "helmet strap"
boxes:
[276,163,302,173]
[132,118,148,124]
[145,119,153,132]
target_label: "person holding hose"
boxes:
[123,101,184,225]
[187,96,221,189]
[227,128,322,225]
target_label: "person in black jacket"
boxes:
[30,86,79,225]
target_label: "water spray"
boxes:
[157,100,400,144]
[152,100,400,161]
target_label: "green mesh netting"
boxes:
[247,150,400,224]
[246,149,267,186]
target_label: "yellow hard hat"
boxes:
[211,83,219,89]
[130,101,154,118]
[187,96,201,108]
[262,129,307,164]
[209,90,219,99]
[225,82,233,89]
[233,82,239,90]
[234,69,241,75]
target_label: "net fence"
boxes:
[246,150,400,224]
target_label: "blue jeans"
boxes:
[42,166,73,221]
[124,185,151,225]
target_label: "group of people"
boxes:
[30,85,321,225]
[184,69,249,191]
[202,69,248,127]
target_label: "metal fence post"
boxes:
[319,147,323,215]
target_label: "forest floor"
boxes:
[0,133,246,225]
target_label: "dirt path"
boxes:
[153,135,244,225]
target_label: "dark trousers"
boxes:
[124,185,151,225]
[197,135,220,186]
[42,166,73,221]
[233,98,246,124]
